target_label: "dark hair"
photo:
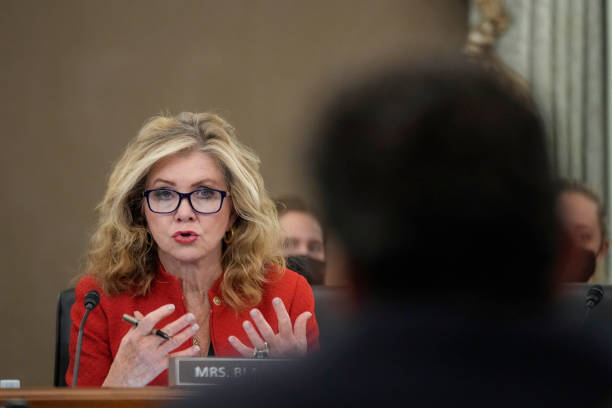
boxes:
[311,60,558,304]
[275,196,311,217]
[275,195,326,247]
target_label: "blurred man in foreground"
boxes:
[179,59,612,407]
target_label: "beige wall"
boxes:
[0,0,466,385]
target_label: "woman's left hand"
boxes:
[228,297,312,358]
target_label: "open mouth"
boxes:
[173,231,198,243]
[173,231,198,238]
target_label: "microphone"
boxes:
[84,290,100,311]
[583,284,604,324]
[72,290,100,387]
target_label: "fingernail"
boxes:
[192,324,199,331]
[193,345,200,352]
[186,313,195,322]
[273,297,281,305]
[228,336,236,343]
[307,312,312,319]
[243,320,251,329]
[249,309,259,318]
[168,304,175,311]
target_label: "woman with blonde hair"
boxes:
[66,112,319,387]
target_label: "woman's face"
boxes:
[279,210,325,262]
[144,150,235,265]
[559,191,603,256]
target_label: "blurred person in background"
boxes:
[558,179,609,282]
[66,112,319,387]
[179,58,612,407]
[276,197,326,285]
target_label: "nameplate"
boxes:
[168,357,294,386]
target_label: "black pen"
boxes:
[122,314,171,340]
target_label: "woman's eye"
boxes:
[308,241,323,253]
[283,238,297,250]
[195,189,214,199]
[152,190,174,200]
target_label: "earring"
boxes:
[223,227,235,244]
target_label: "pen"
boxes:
[122,314,171,340]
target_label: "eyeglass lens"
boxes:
[148,189,223,213]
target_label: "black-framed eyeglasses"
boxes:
[143,187,228,214]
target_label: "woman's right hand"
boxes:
[102,304,200,387]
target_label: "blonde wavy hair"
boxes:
[86,112,285,311]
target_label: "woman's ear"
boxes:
[140,199,148,225]
[598,240,610,260]
[228,210,238,229]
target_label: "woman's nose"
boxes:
[175,197,196,221]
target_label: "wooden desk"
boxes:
[0,387,196,408]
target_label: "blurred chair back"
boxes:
[54,288,75,387]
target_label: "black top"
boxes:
[177,301,612,408]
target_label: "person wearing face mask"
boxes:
[276,197,326,285]
[558,179,609,282]
[66,112,319,387]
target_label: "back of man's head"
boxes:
[311,60,558,305]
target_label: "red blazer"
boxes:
[66,265,319,386]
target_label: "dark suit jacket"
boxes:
[177,300,612,407]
